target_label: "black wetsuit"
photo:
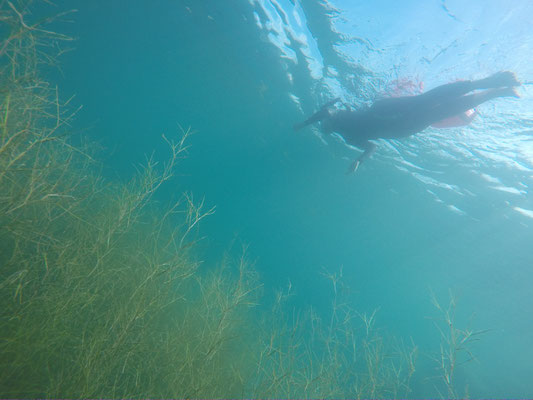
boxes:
[294,72,519,170]
[325,80,511,148]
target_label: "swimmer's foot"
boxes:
[478,71,521,89]
[499,86,521,98]
[486,86,521,99]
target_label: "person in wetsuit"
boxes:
[294,71,521,172]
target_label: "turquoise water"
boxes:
[51,0,533,397]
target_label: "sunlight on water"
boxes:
[514,206,533,219]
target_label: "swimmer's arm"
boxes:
[347,141,376,174]
[293,98,340,131]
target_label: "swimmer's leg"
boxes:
[419,81,476,102]
[427,87,519,124]
[419,71,520,106]
[474,71,521,90]
[372,80,490,114]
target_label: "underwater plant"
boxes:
[248,268,417,399]
[429,291,489,399]
[0,2,241,397]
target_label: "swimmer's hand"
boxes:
[347,160,360,174]
[346,142,376,174]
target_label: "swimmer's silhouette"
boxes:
[294,71,521,173]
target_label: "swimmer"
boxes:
[294,71,521,173]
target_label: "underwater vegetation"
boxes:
[0,2,484,398]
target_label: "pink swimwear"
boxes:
[431,108,477,128]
